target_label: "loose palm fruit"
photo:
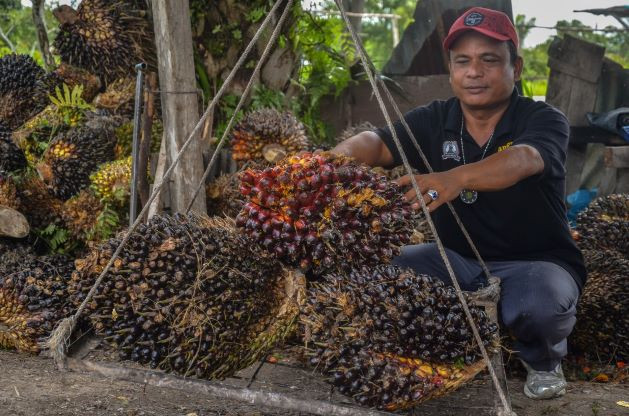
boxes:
[230,108,311,162]
[68,214,304,379]
[236,152,415,274]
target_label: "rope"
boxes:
[45,0,289,364]
[333,1,515,414]
[377,79,492,280]
[185,0,294,214]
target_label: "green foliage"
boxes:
[86,203,121,242]
[36,223,77,254]
[0,4,59,65]
[48,83,93,127]
[0,0,20,11]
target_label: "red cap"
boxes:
[443,7,518,51]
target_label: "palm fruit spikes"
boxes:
[68,214,304,379]
[90,157,132,204]
[230,108,311,162]
[0,54,59,129]
[0,254,75,354]
[236,152,415,274]
[571,249,628,361]
[37,118,116,200]
[52,0,155,84]
[0,124,27,173]
[573,193,628,256]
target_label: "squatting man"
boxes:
[332,7,586,400]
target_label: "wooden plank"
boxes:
[546,70,598,127]
[151,0,207,215]
[547,35,605,83]
[604,146,629,168]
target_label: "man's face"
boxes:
[448,32,522,110]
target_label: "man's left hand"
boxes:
[395,171,464,212]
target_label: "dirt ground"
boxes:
[1,350,627,416]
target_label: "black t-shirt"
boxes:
[375,89,586,291]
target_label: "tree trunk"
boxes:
[152,0,207,215]
[190,1,300,108]
[342,0,365,34]
[31,0,54,70]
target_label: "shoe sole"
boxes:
[523,383,566,400]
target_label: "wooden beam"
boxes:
[604,146,629,168]
[151,0,207,215]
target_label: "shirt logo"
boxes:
[464,12,484,26]
[498,141,513,152]
[442,140,461,161]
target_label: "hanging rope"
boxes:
[45,0,290,365]
[332,1,515,414]
[185,0,294,214]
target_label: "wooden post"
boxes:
[151,0,207,215]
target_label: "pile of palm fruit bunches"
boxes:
[570,193,628,362]
[0,0,158,352]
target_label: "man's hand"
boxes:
[396,171,464,212]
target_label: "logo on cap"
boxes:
[464,12,484,26]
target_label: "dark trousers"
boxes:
[392,243,579,371]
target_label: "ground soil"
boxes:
[1,350,627,416]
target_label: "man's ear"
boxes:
[513,56,524,82]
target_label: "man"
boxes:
[332,7,586,400]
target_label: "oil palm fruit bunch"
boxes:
[0,123,27,173]
[328,349,486,410]
[571,249,628,361]
[61,189,105,242]
[301,265,496,410]
[230,109,311,162]
[52,63,102,103]
[573,193,628,256]
[0,237,35,270]
[16,176,64,229]
[335,121,376,144]
[52,0,155,84]
[93,77,136,117]
[68,214,305,379]
[206,172,246,218]
[236,152,415,274]
[0,54,59,129]
[302,265,497,368]
[37,118,116,200]
[90,157,132,205]
[0,170,20,210]
[0,254,75,354]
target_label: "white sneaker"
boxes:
[521,360,567,400]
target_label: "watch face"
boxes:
[460,189,478,204]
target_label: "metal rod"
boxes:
[130,62,147,226]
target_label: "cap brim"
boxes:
[443,27,511,50]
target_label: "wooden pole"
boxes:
[151,0,207,215]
